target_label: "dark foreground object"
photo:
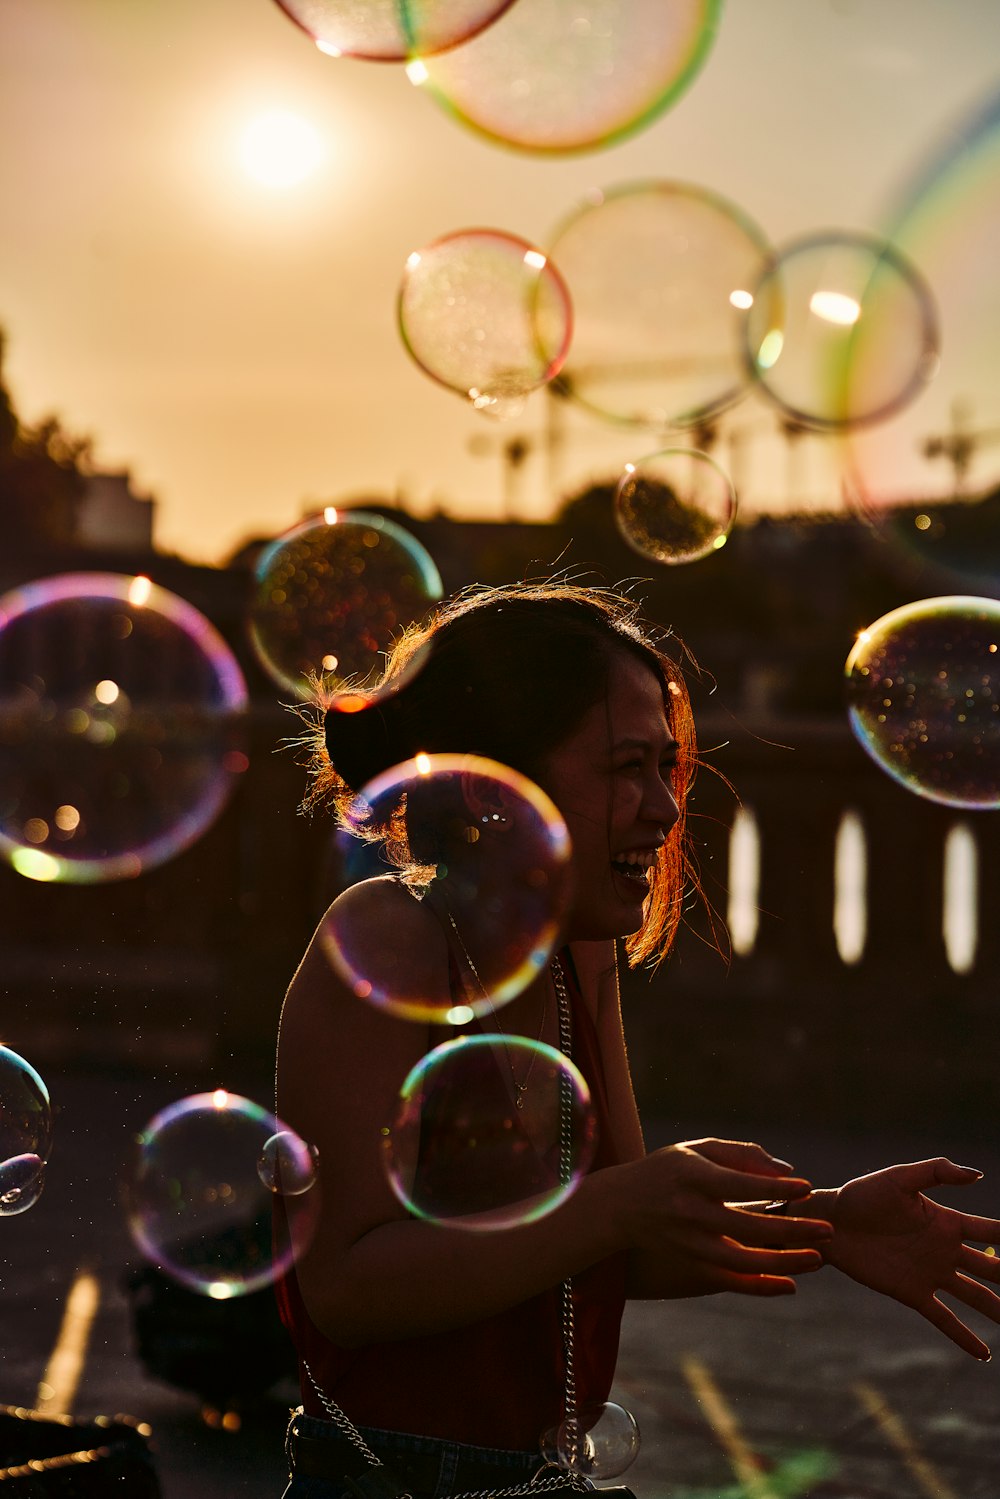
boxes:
[0,1405,161,1495]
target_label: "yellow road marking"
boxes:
[681,1354,779,1499]
[854,1381,957,1499]
[35,1270,100,1415]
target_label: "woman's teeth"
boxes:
[612,851,655,880]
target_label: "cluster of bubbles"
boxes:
[249,509,443,697]
[0,573,248,884]
[0,1046,53,1216]
[124,1091,319,1299]
[845,596,1000,810]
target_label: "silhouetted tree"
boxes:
[0,329,91,550]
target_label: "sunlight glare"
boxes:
[238,110,324,190]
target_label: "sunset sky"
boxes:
[2,0,999,563]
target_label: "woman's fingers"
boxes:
[959,1245,1000,1282]
[683,1235,823,1276]
[949,1272,1000,1325]
[702,1165,814,1204]
[727,1207,835,1246]
[921,1294,991,1361]
[685,1139,796,1176]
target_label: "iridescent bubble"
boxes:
[398,231,572,414]
[384,1035,595,1229]
[615,448,736,564]
[249,510,443,699]
[414,0,721,154]
[845,596,1000,809]
[548,181,773,428]
[541,1401,641,1478]
[125,1091,320,1298]
[0,574,248,884]
[0,1045,53,1172]
[322,753,573,1022]
[844,86,1000,584]
[0,1154,46,1216]
[257,1131,319,1197]
[272,0,515,62]
[744,231,939,430]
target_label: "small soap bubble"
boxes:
[0,1153,46,1216]
[125,1092,320,1297]
[323,754,573,1022]
[417,0,720,154]
[398,231,572,412]
[541,1402,641,1478]
[384,1035,595,1229]
[249,510,442,699]
[845,596,1000,808]
[744,230,939,430]
[548,181,773,428]
[0,1045,53,1190]
[0,574,248,884]
[615,449,736,563]
[257,1131,318,1197]
[272,0,514,62]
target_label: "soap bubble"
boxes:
[398,231,572,413]
[0,573,248,884]
[257,1131,319,1197]
[844,86,1000,582]
[548,181,773,428]
[541,1401,641,1478]
[415,0,721,154]
[0,1154,46,1216]
[845,595,1000,809]
[615,448,736,563]
[272,0,515,62]
[249,510,442,698]
[322,754,573,1022]
[744,230,939,430]
[384,1035,595,1229]
[125,1091,320,1298]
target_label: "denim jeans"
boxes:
[281,1411,544,1499]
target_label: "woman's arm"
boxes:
[277,906,827,1348]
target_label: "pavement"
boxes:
[2,1069,999,1498]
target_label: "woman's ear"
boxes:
[459,771,519,832]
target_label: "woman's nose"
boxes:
[646,774,680,831]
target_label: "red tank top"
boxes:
[274,951,627,1449]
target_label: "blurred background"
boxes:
[1,1,999,1495]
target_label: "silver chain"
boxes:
[298,952,587,1498]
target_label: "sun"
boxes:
[238,109,324,189]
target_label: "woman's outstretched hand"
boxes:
[625,1137,834,1300]
[812,1158,1000,1360]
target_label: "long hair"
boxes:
[297,579,702,968]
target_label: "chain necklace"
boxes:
[445,912,549,1108]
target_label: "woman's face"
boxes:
[537,651,680,942]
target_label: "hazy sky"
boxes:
[2,0,999,563]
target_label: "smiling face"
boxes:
[536,649,680,943]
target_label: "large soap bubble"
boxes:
[272,0,515,62]
[125,1091,319,1298]
[398,230,572,417]
[744,231,939,430]
[541,1401,641,1478]
[249,509,442,698]
[0,1046,52,1217]
[0,574,248,884]
[323,753,574,1022]
[548,181,773,429]
[384,1035,596,1229]
[413,0,721,154]
[845,596,1000,809]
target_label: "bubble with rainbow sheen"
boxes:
[0,1046,52,1217]
[541,1401,641,1479]
[744,231,939,432]
[0,573,248,885]
[615,449,736,564]
[272,0,515,62]
[844,85,1000,579]
[322,753,573,1023]
[384,1035,595,1229]
[548,181,773,430]
[412,0,720,155]
[845,596,1000,809]
[125,1091,320,1299]
[249,510,442,700]
[398,230,572,418]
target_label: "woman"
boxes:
[275,580,1000,1499]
